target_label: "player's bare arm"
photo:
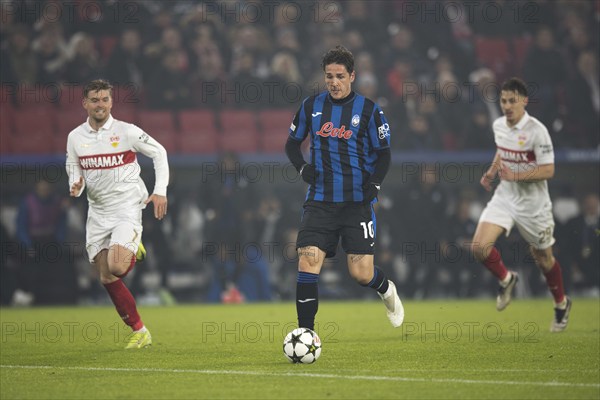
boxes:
[499,162,555,182]
[145,194,168,220]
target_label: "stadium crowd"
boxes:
[0,0,598,304]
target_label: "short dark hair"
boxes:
[321,45,354,74]
[501,77,528,97]
[83,79,113,99]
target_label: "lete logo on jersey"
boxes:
[316,122,353,139]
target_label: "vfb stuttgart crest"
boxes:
[110,135,120,148]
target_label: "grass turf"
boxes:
[1,299,599,399]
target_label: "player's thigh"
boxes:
[340,202,376,256]
[107,244,135,272]
[85,211,111,264]
[472,222,506,248]
[515,208,556,250]
[109,211,143,258]
[296,201,340,259]
[93,249,117,284]
[474,198,512,248]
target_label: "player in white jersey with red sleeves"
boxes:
[471,78,571,332]
[66,79,169,348]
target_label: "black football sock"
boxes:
[296,271,319,330]
[361,266,389,294]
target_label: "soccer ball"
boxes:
[283,328,322,364]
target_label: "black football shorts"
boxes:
[296,200,377,258]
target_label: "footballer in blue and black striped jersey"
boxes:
[285,46,404,333]
[288,90,391,203]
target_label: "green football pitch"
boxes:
[1,299,599,399]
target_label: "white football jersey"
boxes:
[66,115,169,213]
[491,112,554,213]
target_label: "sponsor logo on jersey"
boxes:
[139,133,149,143]
[497,146,536,163]
[316,122,353,139]
[79,150,136,170]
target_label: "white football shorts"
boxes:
[479,194,555,250]
[85,208,143,263]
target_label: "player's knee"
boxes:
[99,272,119,285]
[297,247,322,272]
[298,256,319,272]
[107,259,130,277]
[533,251,554,272]
[350,269,371,285]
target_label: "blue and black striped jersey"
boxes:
[289,91,391,203]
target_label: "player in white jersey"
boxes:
[471,78,571,332]
[66,80,169,348]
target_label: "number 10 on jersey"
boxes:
[360,221,374,239]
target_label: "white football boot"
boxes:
[378,280,404,327]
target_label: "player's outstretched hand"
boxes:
[70,176,84,197]
[300,164,316,185]
[145,194,168,220]
[363,182,380,204]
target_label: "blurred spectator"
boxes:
[141,7,176,45]
[384,24,429,77]
[566,51,600,147]
[15,180,76,304]
[105,29,146,87]
[190,25,228,81]
[461,105,496,150]
[344,1,383,45]
[268,51,303,108]
[1,223,20,305]
[230,51,262,109]
[145,26,191,79]
[203,153,255,302]
[403,113,443,150]
[235,194,282,302]
[523,26,567,128]
[64,32,102,84]
[393,166,448,297]
[470,0,524,37]
[385,56,416,136]
[436,58,470,148]
[442,196,487,298]
[5,25,37,85]
[564,25,595,75]
[564,193,600,295]
[147,51,192,109]
[230,25,271,79]
[32,24,68,84]
[469,68,502,123]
